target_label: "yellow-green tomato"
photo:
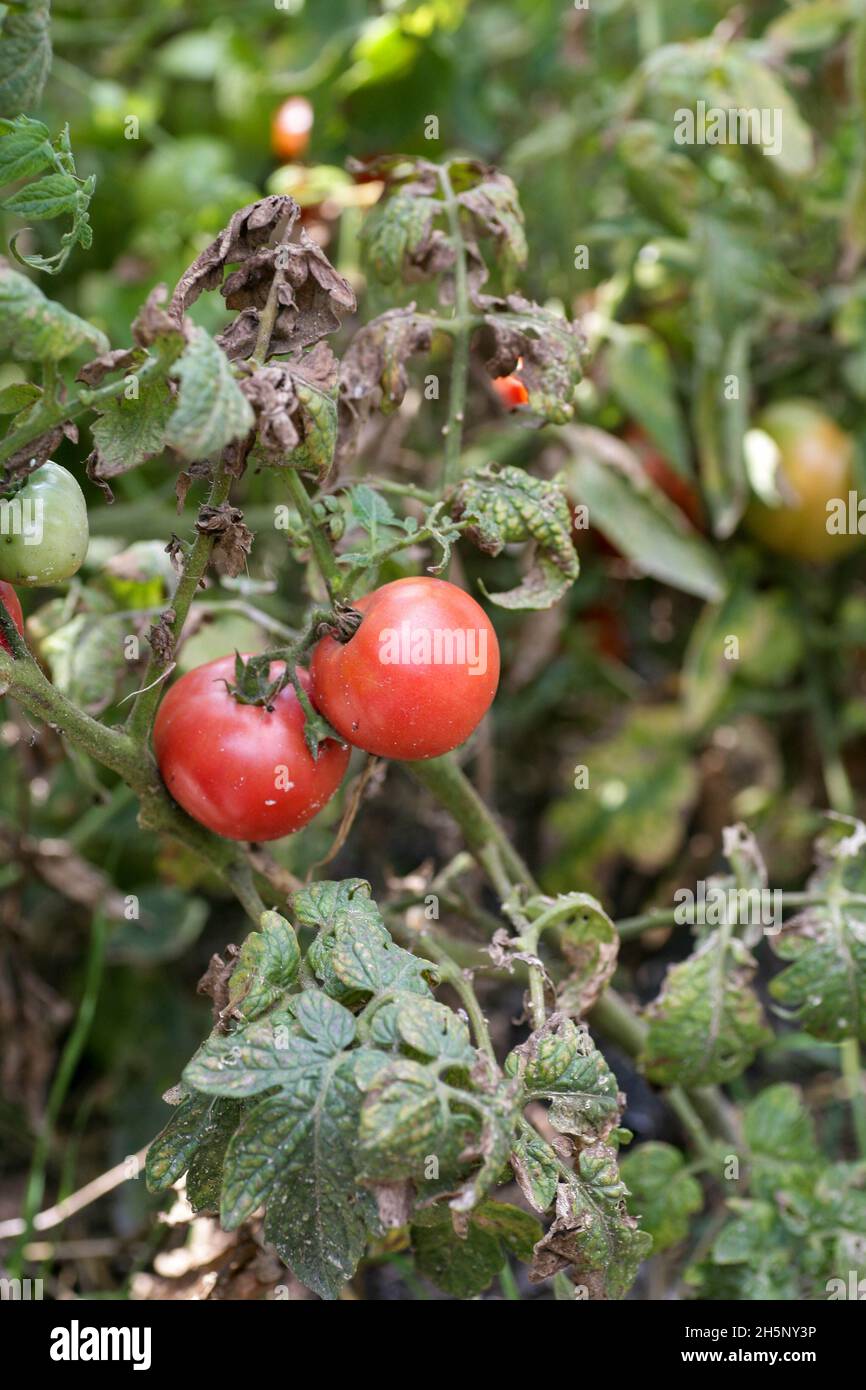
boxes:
[744,401,859,564]
[0,461,89,586]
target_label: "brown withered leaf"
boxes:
[147,608,176,666]
[132,284,187,349]
[76,347,140,388]
[1,420,78,491]
[169,196,299,321]
[337,307,432,463]
[195,502,253,577]
[218,229,356,362]
[197,947,240,1028]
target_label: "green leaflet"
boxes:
[543,892,619,1018]
[89,377,174,478]
[226,909,301,1023]
[411,1200,541,1298]
[0,261,108,359]
[604,325,691,479]
[292,876,381,934]
[145,1092,242,1199]
[742,1083,819,1202]
[510,1130,560,1213]
[769,820,866,1043]
[562,433,726,601]
[357,1056,479,1185]
[620,1142,703,1253]
[0,118,95,274]
[0,1,52,114]
[224,1057,378,1300]
[507,1017,623,1145]
[530,1143,653,1299]
[453,464,579,610]
[288,378,337,477]
[458,170,527,273]
[360,190,443,283]
[165,325,254,460]
[642,930,771,1087]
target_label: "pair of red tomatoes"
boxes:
[154,577,500,842]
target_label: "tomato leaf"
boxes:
[642,931,771,1087]
[769,818,866,1043]
[529,1143,653,1298]
[509,1130,560,1213]
[165,325,255,460]
[411,1200,541,1297]
[226,909,301,1023]
[0,0,52,113]
[508,1017,624,1145]
[453,464,579,610]
[0,115,53,183]
[89,377,174,480]
[620,1142,704,1253]
[0,261,108,359]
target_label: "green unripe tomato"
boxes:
[0,461,89,586]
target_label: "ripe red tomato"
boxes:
[271,97,314,161]
[0,581,23,653]
[309,577,500,760]
[153,655,350,842]
[492,374,529,409]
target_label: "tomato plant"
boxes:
[153,656,350,841]
[310,577,500,760]
[3,0,866,1323]
[0,461,89,586]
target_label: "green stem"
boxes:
[409,753,744,1149]
[9,912,108,1278]
[417,932,497,1064]
[285,468,342,600]
[438,162,471,489]
[841,1037,866,1159]
[126,461,233,743]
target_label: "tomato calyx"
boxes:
[222,652,287,709]
[315,601,363,645]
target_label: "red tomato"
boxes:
[492,374,529,409]
[0,581,23,653]
[271,97,314,161]
[309,577,500,760]
[153,655,350,842]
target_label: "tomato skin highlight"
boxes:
[153,655,350,842]
[309,576,500,761]
[492,374,529,409]
[0,581,24,653]
[744,400,860,564]
[0,461,89,586]
[271,97,314,161]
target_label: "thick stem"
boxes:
[285,468,342,600]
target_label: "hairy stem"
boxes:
[285,468,342,600]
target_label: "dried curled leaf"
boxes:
[452,464,579,609]
[194,502,253,578]
[228,343,339,476]
[337,306,433,463]
[457,168,527,273]
[475,295,584,424]
[169,196,299,320]
[529,1143,652,1298]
